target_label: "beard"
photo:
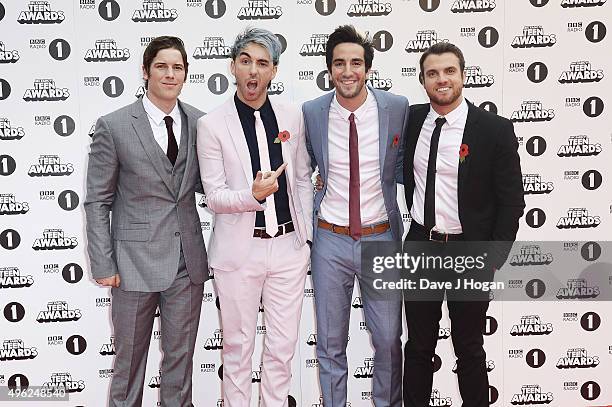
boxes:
[426,86,462,108]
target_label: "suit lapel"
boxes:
[131,99,175,195]
[458,101,480,197]
[177,101,196,197]
[372,89,390,179]
[319,93,332,178]
[269,99,294,194]
[225,98,255,186]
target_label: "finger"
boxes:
[255,171,263,182]
[115,275,121,287]
[273,162,288,178]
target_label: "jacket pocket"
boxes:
[113,228,149,241]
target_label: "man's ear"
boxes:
[418,73,424,85]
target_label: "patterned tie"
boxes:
[348,113,361,240]
[164,116,178,166]
[423,116,447,229]
[254,110,278,237]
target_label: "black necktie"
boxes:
[164,116,178,166]
[423,116,446,229]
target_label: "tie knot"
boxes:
[349,112,355,123]
[163,116,173,128]
[435,116,446,128]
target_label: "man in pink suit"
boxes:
[196,27,312,406]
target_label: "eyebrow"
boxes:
[239,52,270,63]
[332,57,364,63]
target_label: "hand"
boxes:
[96,274,120,287]
[252,163,287,201]
[315,174,324,191]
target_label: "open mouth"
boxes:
[247,80,258,91]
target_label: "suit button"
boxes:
[175,232,180,237]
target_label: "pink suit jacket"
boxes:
[197,97,313,271]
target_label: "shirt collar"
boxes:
[427,97,468,127]
[331,87,374,122]
[142,92,180,126]
[234,92,272,117]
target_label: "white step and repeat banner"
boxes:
[1,0,611,406]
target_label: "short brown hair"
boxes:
[326,25,374,72]
[142,36,188,89]
[419,42,465,84]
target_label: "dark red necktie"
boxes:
[348,113,361,240]
[164,116,178,166]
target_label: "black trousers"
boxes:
[403,223,490,407]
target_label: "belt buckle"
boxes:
[429,228,448,243]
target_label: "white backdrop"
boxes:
[1,0,611,405]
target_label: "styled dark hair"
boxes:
[419,42,465,83]
[325,25,374,72]
[142,36,188,89]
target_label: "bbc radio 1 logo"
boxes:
[237,0,283,20]
[100,336,116,356]
[451,0,496,12]
[510,384,553,405]
[28,155,74,177]
[23,79,69,102]
[559,61,604,84]
[557,348,599,369]
[463,66,494,88]
[557,278,599,299]
[193,37,230,59]
[522,174,553,195]
[200,362,216,373]
[300,34,328,56]
[305,358,319,369]
[0,41,20,63]
[18,1,65,24]
[203,329,223,350]
[32,228,78,250]
[36,301,82,322]
[562,0,607,7]
[429,389,452,406]
[42,373,85,393]
[353,357,374,378]
[0,267,34,289]
[367,70,392,91]
[346,0,391,16]
[132,0,178,22]
[0,194,29,215]
[509,245,553,266]
[558,135,601,157]
[510,315,553,336]
[510,101,554,122]
[0,339,38,361]
[0,118,25,141]
[84,39,130,62]
[405,30,447,53]
[512,26,556,48]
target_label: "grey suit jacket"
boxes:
[84,98,209,292]
[302,87,410,241]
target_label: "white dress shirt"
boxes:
[320,89,387,226]
[142,92,182,153]
[411,97,468,233]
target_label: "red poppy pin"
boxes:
[392,134,400,147]
[274,130,291,144]
[459,143,469,163]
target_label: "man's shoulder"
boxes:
[302,92,333,115]
[373,89,408,108]
[100,99,141,123]
[410,102,430,115]
[468,101,512,128]
[199,98,233,124]
[179,100,205,120]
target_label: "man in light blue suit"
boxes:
[302,25,409,407]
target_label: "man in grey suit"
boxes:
[302,25,409,406]
[84,36,208,407]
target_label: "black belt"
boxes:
[410,222,464,242]
[253,221,295,239]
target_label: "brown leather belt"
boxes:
[253,221,295,239]
[317,219,390,237]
